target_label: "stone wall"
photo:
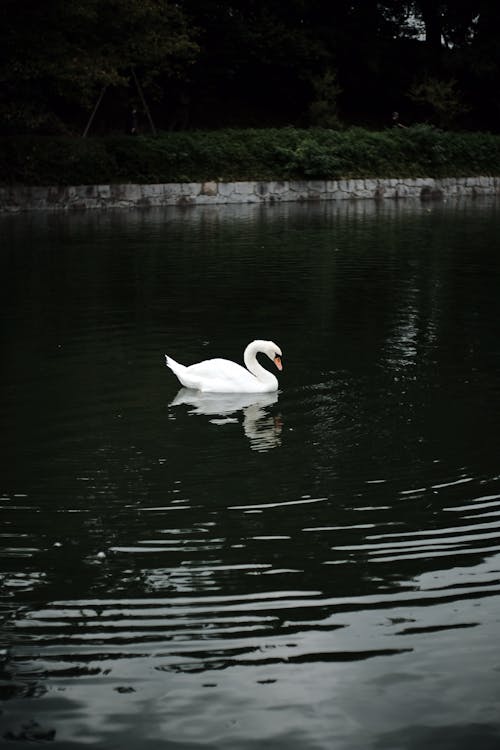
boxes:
[1,176,499,212]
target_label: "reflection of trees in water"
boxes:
[170,389,282,452]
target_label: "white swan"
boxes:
[165,340,283,393]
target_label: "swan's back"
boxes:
[185,357,265,392]
[186,357,248,380]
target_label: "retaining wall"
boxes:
[1,176,499,212]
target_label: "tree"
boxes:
[409,77,468,127]
[1,0,498,134]
[0,0,199,134]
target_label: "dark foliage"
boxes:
[1,1,500,135]
[2,126,500,186]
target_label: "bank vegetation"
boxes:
[2,126,500,187]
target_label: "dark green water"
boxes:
[1,199,500,749]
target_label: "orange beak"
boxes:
[274,355,283,371]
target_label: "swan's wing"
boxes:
[184,358,261,391]
[185,358,249,380]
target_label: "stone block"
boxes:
[201,181,218,196]
[217,182,235,197]
[290,181,309,193]
[97,185,111,199]
[325,180,338,193]
[308,180,327,194]
[269,180,288,194]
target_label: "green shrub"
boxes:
[1,126,500,186]
[408,78,468,129]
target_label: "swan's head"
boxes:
[265,341,283,371]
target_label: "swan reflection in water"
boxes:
[170,389,283,452]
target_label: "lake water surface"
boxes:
[1,199,500,749]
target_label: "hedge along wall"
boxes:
[2,126,500,187]
[1,177,499,212]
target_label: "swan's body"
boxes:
[165,340,282,393]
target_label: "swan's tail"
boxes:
[165,354,194,389]
[165,354,184,375]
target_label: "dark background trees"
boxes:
[1,0,498,135]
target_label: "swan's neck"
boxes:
[244,341,277,387]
